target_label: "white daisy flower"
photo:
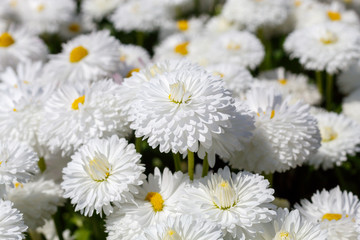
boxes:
[140,215,223,240]
[284,22,360,74]
[337,60,360,95]
[5,177,64,230]
[81,0,125,20]
[159,17,207,40]
[295,186,360,240]
[205,16,241,35]
[62,135,145,217]
[105,167,188,240]
[38,79,131,156]
[0,25,47,71]
[187,34,216,66]
[228,87,321,173]
[180,166,275,239]
[44,30,120,85]
[153,33,190,61]
[0,200,27,240]
[129,60,254,167]
[221,0,291,32]
[258,67,321,105]
[118,44,151,79]
[308,111,360,170]
[258,208,327,240]
[58,14,94,40]
[342,88,360,124]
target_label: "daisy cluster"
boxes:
[0,0,360,239]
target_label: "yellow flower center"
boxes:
[257,110,275,119]
[227,41,241,50]
[294,0,302,7]
[68,23,81,33]
[177,20,189,31]
[320,31,338,45]
[168,82,191,104]
[278,79,287,85]
[145,192,164,212]
[126,68,140,78]
[174,42,189,55]
[37,4,45,12]
[15,182,23,188]
[275,231,292,240]
[213,72,225,78]
[13,108,17,112]
[120,55,127,62]
[86,155,111,182]
[322,213,345,221]
[0,32,15,48]
[69,46,89,63]
[213,179,237,210]
[71,95,85,110]
[320,126,338,142]
[327,11,342,21]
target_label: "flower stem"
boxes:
[29,230,42,240]
[326,74,333,110]
[264,173,273,187]
[201,154,209,177]
[315,71,323,95]
[187,150,194,180]
[173,153,181,172]
[136,31,144,47]
[135,137,142,153]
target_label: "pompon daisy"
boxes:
[38,79,131,156]
[58,14,94,40]
[205,63,254,98]
[5,177,64,230]
[44,30,120,85]
[308,111,360,170]
[295,186,360,240]
[62,135,145,217]
[342,88,360,124]
[140,215,223,240]
[258,67,321,105]
[0,25,47,71]
[0,200,27,240]
[221,0,291,32]
[105,167,188,240]
[337,61,360,95]
[209,30,264,69]
[153,33,190,61]
[159,17,207,40]
[258,208,327,240]
[81,0,125,20]
[180,167,275,239]
[284,22,360,74]
[227,87,321,173]
[16,0,76,34]
[129,60,254,167]
[205,16,241,35]
[118,44,151,79]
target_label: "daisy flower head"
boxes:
[0,200,27,240]
[5,177,64,230]
[58,14,94,40]
[105,167,188,239]
[44,30,121,85]
[0,24,47,71]
[159,17,207,40]
[62,135,145,217]
[38,79,131,156]
[342,88,360,124]
[180,166,275,239]
[118,44,151,79]
[337,60,360,95]
[284,22,360,74]
[308,111,360,170]
[129,59,254,167]
[323,2,360,27]
[221,0,291,32]
[153,33,190,62]
[81,0,125,21]
[228,86,321,173]
[205,16,241,35]
[295,186,360,240]
[258,208,327,240]
[140,215,223,240]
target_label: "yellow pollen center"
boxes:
[86,156,111,182]
[278,79,287,85]
[213,179,236,210]
[15,182,23,188]
[213,72,225,78]
[177,20,189,31]
[320,126,338,142]
[257,110,275,119]
[120,55,127,62]
[163,229,181,240]
[322,213,344,221]
[168,82,191,104]
[37,4,45,12]
[0,161,2,166]
[71,95,85,110]
[174,42,189,55]
[327,11,342,21]
[275,231,292,240]
[294,0,302,6]
[13,108,17,112]
[68,23,80,33]
[0,32,15,48]
[320,31,338,45]
[126,68,140,78]
[227,42,241,50]
[69,46,88,63]
[145,192,164,212]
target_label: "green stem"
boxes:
[173,153,181,172]
[326,74,333,110]
[53,208,65,240]
[315,71,323,95]
[28,230,42,240]
[187,150,194,181]
[135,137,142,153]
[264,173,273,187]
[136,31,144,47]
[201,154,209,177]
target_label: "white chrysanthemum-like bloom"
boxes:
[342,88,360,124]
[105,168,188,240]
[221,0,291,31]
[0,200,27,240]
[187,34,217,66]
[337,61,360,95]
[206,63,254,98]
[308,111,360,170]
[16,0,76,34]
[39,80,131,156]
[210,30,264,69]
[258,67,321,105]
[6,177,64,229]
[58,14,94,40]
[205,16,241,35]
[295,186,360,240]
[0,140,38,191]
[258,208,327,240]
[44,30,120,85]
[140,215,223,240]
[110,0,170,32]
[228,87,321,173]
[82,0,125,20]
[62,136,145,217]
[180,167,275,239]
[118,44,151,78]
[0,25,47,71]
[129,60,254,167]
[153,33,190,61]
[159,17,206,40]
[284,22,360,74]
